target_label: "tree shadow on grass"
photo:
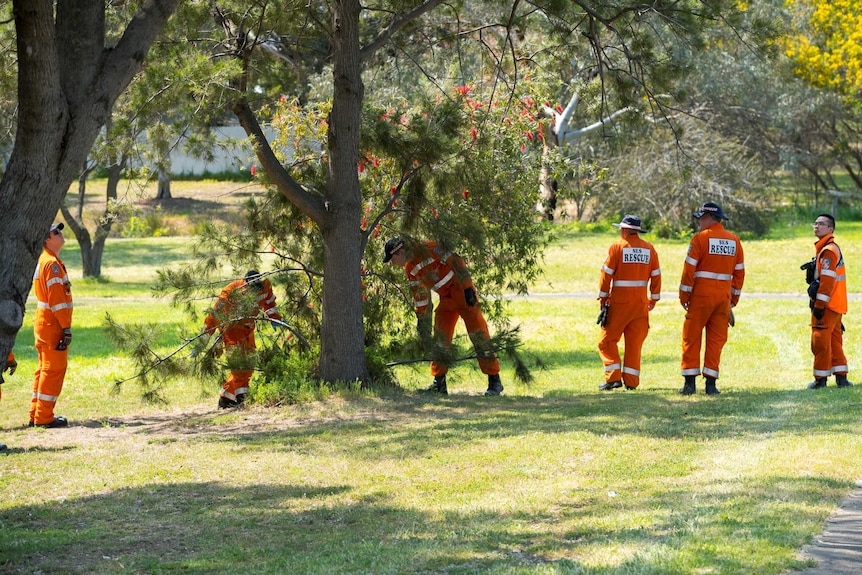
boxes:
[0,474,833,574]
[136,385,862,463]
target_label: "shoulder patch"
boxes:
[51,263,61,275]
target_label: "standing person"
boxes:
[383,237,503,396]
[806,214,852,389]
[1,351,17,451]
[203,270,283,408]
[678,202,745,395]
[597,215,662,391]
[30,223,73,428]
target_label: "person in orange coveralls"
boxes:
[30,222,73,428]
[806,214,852,389]
[1,351,18,450]
[383,237,503,396]
[678,202,745,396]
[597,215,661,391]
[203,270,283,408]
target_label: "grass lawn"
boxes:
[1,212,861,574]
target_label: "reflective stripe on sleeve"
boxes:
[679,285,693,293]
[598,291,609,298]
[651,268,661,277]
[613,280,648,287]
[432,270,454,291]
[37,301,73,312]
[602,265,615,275]
[685,256,698,266]
[45,276,69,288]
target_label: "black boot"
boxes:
[807,378,827,389]
[836,374,854,388]
[705,377,721,395]
[680,375,696,395]
[218,396,238,409]
[421,375,448,395]
[485,374,504,396]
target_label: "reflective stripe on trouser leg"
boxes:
[430,305,460,378]
[811,309,845,378]
[30,340,68,425]
[621,314,649,388]
[222,370,253,399]
[682,297,729,377]
[598,307,624,383]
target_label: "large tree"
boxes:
[192,0,756,384]
[0,0,181,367]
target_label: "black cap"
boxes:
[693,202,728,220]
[382,237,405,263]
[244,270,263,291]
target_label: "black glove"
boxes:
[464,287,478,307]
[56,328,72,351]
[4,358,16,376]
[801,258,816,285]
[729,309,735,327]
[597,304,609,327]
[812,307,825,320]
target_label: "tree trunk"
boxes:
[0,0,180,362]
[317,0,369,383]
[156,168,172,199]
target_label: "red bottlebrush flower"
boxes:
[543,101,551,108]
[503,117,512,125]
[250,165,257,176]
[399,115,407,124]
[537,130,544,141]
[555,104,563,114]
[520,144,527,153]
[279,95,287,102]
[523,96,534,107]
[373,157,380,168]
[361,218,367,229]
[430,207,438,219]
[526,132,534,141]
[454,85,471,95]
[471,127,478,141]
[390,185,397,196]
[462,189,469,200]
[358,161,365,173]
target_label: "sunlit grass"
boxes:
[1,220,861,574]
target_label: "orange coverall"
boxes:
[30,248,73,425]
[810,234,848,378]
[405,242,499,378]
[679,222,745,379]
[204,278,281,402]
[597,236,661,388]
